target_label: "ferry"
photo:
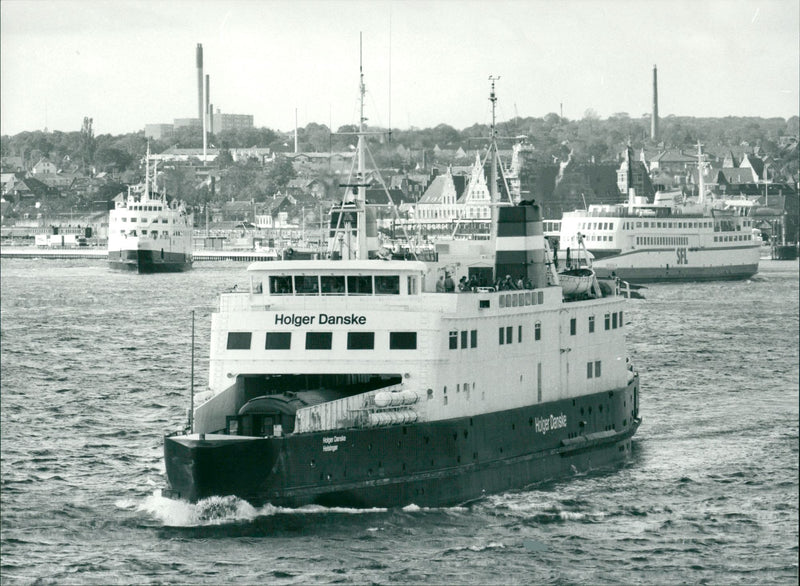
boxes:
[162,52,641,509]
[108,147,193,273]
[558,145,762,282]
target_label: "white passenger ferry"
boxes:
[162,53,641,508]
[108,148,193,273]
[559,145,761,282]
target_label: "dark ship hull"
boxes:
[592,263,758,283]
[164,377,640,508]
[108,249,192,273]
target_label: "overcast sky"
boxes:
[1,0,798,137]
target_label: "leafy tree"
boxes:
[265,156,297,194]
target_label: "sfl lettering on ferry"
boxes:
[273,313,367,326]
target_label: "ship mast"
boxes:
[352,32,368,258]
[488,76,502,251]
[696,141,706,207]
[144,140,151,197]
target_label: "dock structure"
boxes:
[0,248,280,262]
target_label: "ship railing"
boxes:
[294,383,409,433]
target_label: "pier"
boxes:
[0,247,280,262]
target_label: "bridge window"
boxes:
[265,332,291,350]
[587,362,594,379]
[604,313,611,330]
[534,322,541,341]
[294,275,319,295]
[321,275,345,294]
[347,332,374,350]
[390,332,417,350]
[461,330,468,348]
[306,332,332,350]
[375,275,400,295]
[471,329,478,348]
[589,315,595,333]
[570,317,577,335]
[347,275,373,295]
[226,332,252,350]
[595,361,602,377]
[449,331,458,349]
[270,276,293,295]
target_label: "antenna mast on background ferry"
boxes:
[696,141,706,208]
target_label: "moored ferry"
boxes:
[108,148,193,273]
[558,145,761,282]
[162,55,641,508]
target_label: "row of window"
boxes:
[498,290,544,308]
[620,220,715,230]
[126,205,165,212]
[581,219,755,232]
[115,217,172,223]
[227,331,417,351]
[587,361,602,378]
[416,207,490,220]
[449,329,478,349]
[450,311,622,350]
[636,236,690,246]
[499,325,532,344]
[268,274,404,296]
[118,230,182,238]
[714,234,753,242]
[571,311,623,335]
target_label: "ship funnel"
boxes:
[495,203,547,289]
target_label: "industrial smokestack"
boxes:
[205,74,210,132]
[196,44,204,123]
[651,65,659,142]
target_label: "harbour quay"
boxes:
[0,247,280,262]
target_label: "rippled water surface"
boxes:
[1,258,797,585]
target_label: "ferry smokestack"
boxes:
[196,44,204,123]
[651,65,659,141]
[495,203,547,289]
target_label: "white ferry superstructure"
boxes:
[558,145,761,282]
[108,151,193,273]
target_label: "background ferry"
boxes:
[107,149,193,273]
[558,145,761,282]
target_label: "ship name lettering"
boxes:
[275,314,316,326]
[322,435,346,452]
[535,413,567,434]
[319,313,366,325]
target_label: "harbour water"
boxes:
[1,258,797,585]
